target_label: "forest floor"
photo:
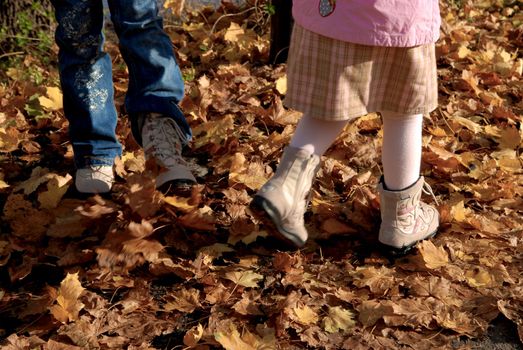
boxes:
[0,1,522,349]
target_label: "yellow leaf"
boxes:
[163,195,197,213]
[6,67,22,80]
[192,114,235,149]
[13,167,51,195]
[224,270,263,288]
[49,272,85,323]
[292,305,319,325]
[228,153,270,190]
[418,241,448,269]
[275,75,287,95]
[428,126,448,137]
[38,174,72,209]
[450,200,472,223]
[453,116,483,134]
[323,306,356,333]
[0,179,9,189]
[456,45,471,59]
[465,267,494,288]
[224,22,244,43]
[38,86,63,111]
[215,324,257,350]
[163,0,185,16]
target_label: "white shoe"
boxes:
[141,113,196,192]
[250,146,321,248]
[378,176,439,254]
[75,165,114,194]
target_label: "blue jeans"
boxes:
[51,0,191,168]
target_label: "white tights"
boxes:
[289,112,423,190]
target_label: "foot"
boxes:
[75,165,114,194]
[141,113,196,194]
[250,147,321,248]
[378,176,439,254]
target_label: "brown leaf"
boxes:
[183,323,204,347]
[164,288,201,313]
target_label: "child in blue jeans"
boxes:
[51,0,196,193]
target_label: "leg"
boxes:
[51,0,121,168]
[381,111,422,190]
[378,111,439,253]
[107,0,190,144]
[251,114,346,247]
[107,0,195,192]
[290,114,348,155]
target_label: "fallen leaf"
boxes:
[224,270,263,288]
[38,86,63,111]
[418,241,449,269]
[49,272,85,323]
[323,306,356,333]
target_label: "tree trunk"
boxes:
[0,0,55,54]
[269,0,293,64]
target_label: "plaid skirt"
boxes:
[285,24,439,121]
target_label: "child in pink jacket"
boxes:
[251,0,441,254]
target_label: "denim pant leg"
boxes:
[51,0,122,168]
[107,0,191,146]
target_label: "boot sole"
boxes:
[250,195,306,249]
[381,230,438,257]
[158,179,196,197]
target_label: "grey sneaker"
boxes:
[378,176,439,254]
[250,146,321,248]
[141,113,196,193]
[75,165,114,194]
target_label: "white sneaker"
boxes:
[141,113,196,192]
[75,165,114,194]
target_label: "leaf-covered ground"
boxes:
[0,1,522,349]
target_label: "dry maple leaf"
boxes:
[37,173,72,209]
[350,266,396,294]
[291,305,319,326]
[232,290,263,316]
[417,241,449,270]
[49,272,85,323]
[224,270,263,288]
[323,306,356,334]
[214,321,276,350]
[163,288,201,313]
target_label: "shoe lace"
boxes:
[146,116,188,167]
[422,181,439,206]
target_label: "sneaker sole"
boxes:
[250,195,306,249]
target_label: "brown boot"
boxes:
[250,146,321,248]
[378,176,439,253]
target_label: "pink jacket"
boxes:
[292,0,441,47]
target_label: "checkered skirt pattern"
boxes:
[285,24,439,121]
